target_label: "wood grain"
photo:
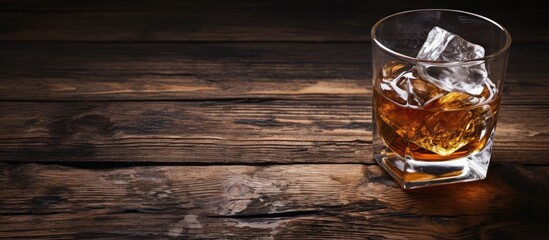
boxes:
[0,43,548,104]
[1,1,548,239]
[0,0,545,42]
[0,101,547,164]
[0,100,370,163]
[1,162,547,239]
[0,43,368,101]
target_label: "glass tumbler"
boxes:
[371,9,511,189]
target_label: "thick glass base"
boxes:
[374,139,492,189]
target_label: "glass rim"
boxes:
[371,9,512,65]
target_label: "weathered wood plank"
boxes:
[0,43,369,101]
[0,0,534,12]
[0,163,547,239]
[0,1,545,42]
[0,101,547,164]
[0,100,370,163]
[0,43,547,104]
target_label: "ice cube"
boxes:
[377,61,412,105]
[381,61,413,82]
[404,84,497,156]
[416,27,490,96]
[417,27,485,61]
[377,61,446,108]
[407,75,446,107]
[430,92,481,110]
[408,108,482,156]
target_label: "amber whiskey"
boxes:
[373,61,501,161]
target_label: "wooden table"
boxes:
[1,1,548,239]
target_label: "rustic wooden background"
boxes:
[1,0,548,239]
